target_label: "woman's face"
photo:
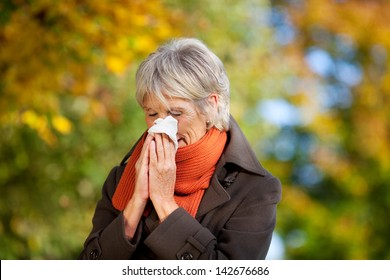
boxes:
[143,96,209,148]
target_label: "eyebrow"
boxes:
[169,107,185,111]
[142,106,185,111]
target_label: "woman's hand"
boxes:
[133,134,154,202]
[148,133,179,222]
[122,134,154,239]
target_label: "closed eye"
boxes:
[169,111,182,117]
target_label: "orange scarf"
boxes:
[112,128,227,217]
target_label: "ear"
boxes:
[207,93,219,110]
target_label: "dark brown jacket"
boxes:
[79,117,282,260]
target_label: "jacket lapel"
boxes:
[196,172,230,218]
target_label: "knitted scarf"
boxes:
[112,128,227,217]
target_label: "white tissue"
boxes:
[147,116,178,150]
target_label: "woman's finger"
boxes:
[149,139,157,164]
[154,133,165,162]
[136,134,154,169]
[164,134,176,163]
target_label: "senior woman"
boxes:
[79,38,282,260]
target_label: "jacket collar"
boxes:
[223,116,267,176]
[196,115,266,218]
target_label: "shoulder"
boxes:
[225,167,281,206]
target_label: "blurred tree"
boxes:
[1,0,286,259]
[0,0,183,259]
[268,0,390,259]
[0,0,182,144]
[8,0,382,261]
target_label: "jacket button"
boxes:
[181,252,193,260]
[89,249,99,260]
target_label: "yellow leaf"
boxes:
[134,36,156,53]
[105,55,127,74]
[52,115,73,135]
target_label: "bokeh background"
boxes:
[1,0,389,259]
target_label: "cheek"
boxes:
[177,119,203,137]
[177,119,193,136]
[145,117,155,128]
[176,121,184,134]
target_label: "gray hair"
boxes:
[135,38,230,131]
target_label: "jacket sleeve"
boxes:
[144,175,282,260]
[78,166,142,260]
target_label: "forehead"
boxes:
[142,95,194,111]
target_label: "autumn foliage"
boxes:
[1,0,390,259]
[0,0,181,144]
